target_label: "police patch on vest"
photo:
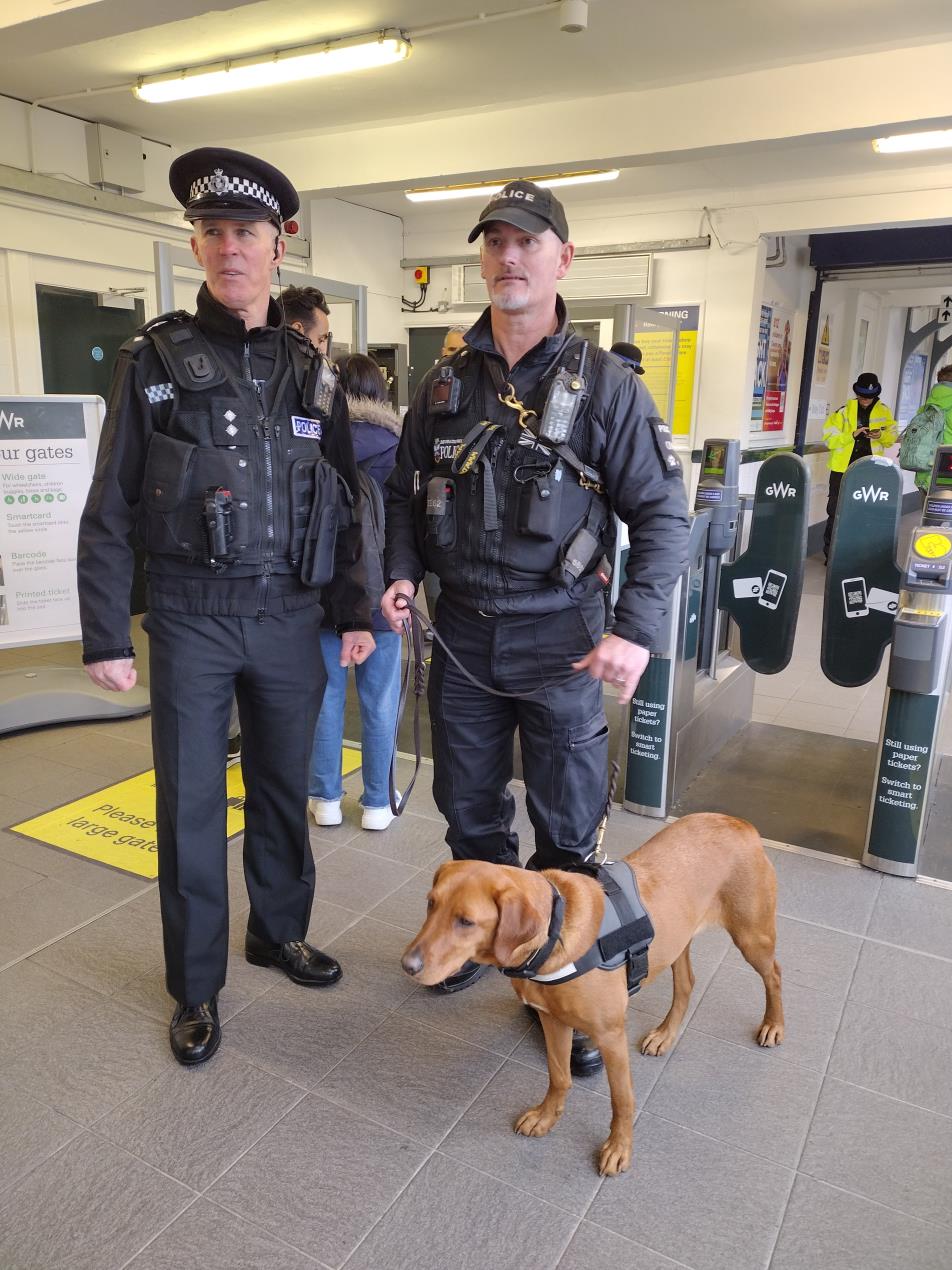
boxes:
[434,438,463,463]
[291,415,322,440]
[647,416,683,478]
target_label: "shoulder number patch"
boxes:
[647,416,683,478]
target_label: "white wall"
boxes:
[308,197,405,345]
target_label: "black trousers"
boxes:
[823,470,844,559]
[144,606,326,1004]
[428,597,609,871]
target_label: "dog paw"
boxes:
[598,1137,631,1176]
[757,1020,784,1047]
[515,1105,558,1137]
[640,1027,674,1057]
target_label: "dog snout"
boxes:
[401,947,424,977]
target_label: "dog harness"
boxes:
[503,861,655,996]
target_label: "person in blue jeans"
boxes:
[309,354,403,830]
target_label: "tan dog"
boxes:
[402,813,783,1176]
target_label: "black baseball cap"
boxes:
[169,147,298,229]
[467,180,570,243]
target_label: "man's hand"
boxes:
[340,630,376,667]
[572,634,650,706]
[84,658,137,692]
[380,580,416,635]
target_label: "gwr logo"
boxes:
[0,410,24,429]
[852,486,889,503]
[764,481,796,499]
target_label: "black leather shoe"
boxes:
[428,959,490,994]
[244,932,342,987]
[170,997,220,1066]
[524,1005,604,1077]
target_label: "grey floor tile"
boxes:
[770,1173,952,1270]
[0,855,43,900]
[687,962,843,1072]
[440,1062,617,1214]
[21,847,153,905]
[849,938,952,1031]
[633,945,722,1029]
[128,1198,328,1269]
[208,1093,429,1268]
[511,1001,674,1106]
[721,912,862,1001]
[96,1049,305,1190]
[557,1223,683,1270]
[342,1152,577,1270]
[225,977,385,1087]
[339,812,448,869]
[828,999,952,1116]
[395,969,533,1057]
[644,1029,822,1167]
[305,897,363,947]
[30,902,165,996]
[317,1014,504,1146]
[586,1113,794,1270]
[0,1078,82,1195]
[866,875,952,960]
[0,1131,193,1270]
[321,916,423,1013]
[314,845,418,912]
[363,868,433,933]
[767,848,881,934]
[801,1076,952,1229]
[0,876,114,958]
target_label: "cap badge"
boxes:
[210,168,229,194]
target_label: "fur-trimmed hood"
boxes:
[346,395,403,439]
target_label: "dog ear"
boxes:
[492,887,543,965]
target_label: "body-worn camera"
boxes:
[204,486,234,562]
[429,365,461,415]
[539,368,585,445]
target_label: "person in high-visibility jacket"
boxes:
[822,372,897,560]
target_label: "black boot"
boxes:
[169,997,220,1066]
[428,959,491,994]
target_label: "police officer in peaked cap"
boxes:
[78,147,374,1065]
[381,180,689,1075]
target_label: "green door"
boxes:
[36,285,144,397]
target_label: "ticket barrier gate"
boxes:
[861,448,952,877]
[624,440,754,817]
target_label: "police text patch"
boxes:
[291,416,322,440]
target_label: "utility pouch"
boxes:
[296,458,342,587]
[562,526,601,585]
[425,474,457,549]
[516,466,563,540]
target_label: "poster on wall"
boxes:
[636,305,700,438]
[0,397,103,649]
[750,304,792,434]
[815,315,831,386]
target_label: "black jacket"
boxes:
[385,300,689,648]
[78,285,370,663]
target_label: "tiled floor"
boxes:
[3,585,952,1268]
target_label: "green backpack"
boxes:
[898,403,945,472]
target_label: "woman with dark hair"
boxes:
[309,354,404,830]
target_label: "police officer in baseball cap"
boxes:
[78,147,374,1066]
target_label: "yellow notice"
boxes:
[913,533,952,560]
[10,746,363,879]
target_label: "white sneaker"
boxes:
[361,801,397,831]
[308,797,342,826]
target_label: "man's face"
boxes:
[479,221,574,317]
[440,330,465,359]
[293,307,330,354]
[190,218,283,314]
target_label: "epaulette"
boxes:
[140,309,193,335]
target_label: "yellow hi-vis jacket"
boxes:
[823,398,897,472]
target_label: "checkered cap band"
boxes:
[188,172,280,217]
[145,382,174,404]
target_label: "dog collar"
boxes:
[501,882,565,980]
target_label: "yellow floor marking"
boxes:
[9,745,363,879]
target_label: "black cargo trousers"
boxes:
[428,593,610,871]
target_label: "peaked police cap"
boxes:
[169,147,298,228]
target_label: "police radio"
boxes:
[204,486,234,562]
[429,365,461,415]
[313,358,337,415]
[538,344,588,445]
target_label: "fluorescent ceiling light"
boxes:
[872,129,952,154]
[405,169,620,202]
[135,31,410,103]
